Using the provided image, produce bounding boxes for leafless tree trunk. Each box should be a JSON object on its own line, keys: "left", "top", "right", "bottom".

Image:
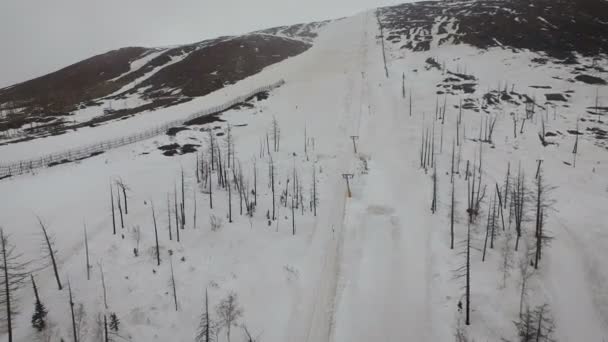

{"left": 115, "top": 179, "right": 130, "bottom": 215}
{"left": 170, "top": 256, "right": 178, "bottom": 311}
{"left": 110, "top": 184, "right": 116, "bottom": 235}
{"left": 98, "top": 262, "right": 108, "bottom": 309}
{"left": 68, "top": 280, "right": 78, "bottom": 342}
{"left": 151, "top": 201, "right": 160, "bottom": 266}
{"left": 0, "top": 229, "right": 29, "bottom": 342}
{"left": 174, "top": 185, "right": 180, "bottom": 242}
{"left": 117, "top": 185, "right": 124, "bottom": 229}
{"left": 84, "top": 225, "right": 90, "bottom": 281}
{"left": 167, "top": 193, "right": 173, "bottom": 241}
{"left": 37, "top": 218, "right": 62, "bottom": 290}
{"left": 216, "top": 292, "right": 243, "bottom": 342}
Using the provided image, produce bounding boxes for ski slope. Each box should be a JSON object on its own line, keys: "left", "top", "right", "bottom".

{"left": 0, "top": 5, "right": 607, "bottom": 342}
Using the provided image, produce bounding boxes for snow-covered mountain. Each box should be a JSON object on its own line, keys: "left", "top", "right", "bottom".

{"left": 0, "top": 22, "right": 325, "bottom": 143}
{"left": 0, "top": 0, "right": 607, "bottom": 341}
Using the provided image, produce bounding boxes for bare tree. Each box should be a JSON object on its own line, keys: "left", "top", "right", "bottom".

{"left": 572, "top": 117, "right": 579, "bottom": 167}
{"left": 116, "top": 184, "right": 124, "bottom": 229}
{"left": 37, "top": 218, "right": 62, "bottom": 290}
{"left": 196, "top": 289, "right": 216, "bottom": 342}
{"left": 518, "top": 252, "right": 534, "bottom": 317}
{"left": 84, "top": 225, "right": 91, "bottom": 280}
{"left": 270, "top": 157, "right": 276, "bottom": 220}
{"left": 512, "top": 167, "right": 527, "bottom": 251}
{"left": 500, "top": 228, "right": 514, "bottom": 289}
{"left": 169, "top": 255, "right": 178, "bottom": 311}
{"left": 30, "top": 275, "right": 48, "bottom": 331}
{"left": 98, "top": 262, "right": 108, "bottom": 309}
{"left": 228, "top": 177, "right": 233, "bottom": 223}
{"left": 450, "top": 169, "right": 455, "bottom": 249}
{"left": 110, "top": 183, "right": 116, "bottom": 235}
{"left": 515, "top": 304, "right": 556, "bottom": 342}
{"left": 68, "top": 280, "right": 78, "bottom": 342}
{"left": 532, "top": 170, "right": 554, "bottom": 269}
{"left": 151, "top": 201, "right": 160, "bottom": 266}
{"left": 431, "top": 163, "right": 437, "bottom": 213}
{"left": 271, "top": 117, "right": 280, "bottom": 152}
{"left": 0, "top": 229, "right": 30, "bottom": 342}
{"left": 167, "top": 193, "right": 173, "bottom": 241}
{"left": 216, "top": 292, "right": 243, "bottom": 342}
{"left": 74, "top": 303, "right": 88, "bottom": 342}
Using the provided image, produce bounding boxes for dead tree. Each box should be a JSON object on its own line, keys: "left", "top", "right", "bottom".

{"left": 103, "top": 314, "right": 110, "bottom": 342}
{"left": 272, "top": 116, "right": 280, "bottom": 152}
{"left": 169, "top": 256, "right": 178, "bottom": 311}
{"left": 115, "top": 179, "right": 130, "bottom": 214}
{"left": 68, "top": 280, "right": 78, "bottom": 342}
{"left": 110, "top": 184, "right": 116, "bottom": 235}
{"left": 253, "top": 158, "right": 257, "bottom": 207}
{"left": 98, "top": 262, "right": 108, "bottom": 309}
{"left": 167, "top": 194, "right": 173, "bottom": 241}
{"left": 515, "top": 304, "right": 556, "bottom": 342}
{"left": 292, "top": 179, "right": 296, "bottom": 236}
{"left": 450, "top": 170, "right": 455, "bottom": 249}
{"left": 533, "top": 170, "right": 554, "bottom": 269}
{"left": 181, "top": 168, "right": 186, "bottom": 228}
{"left": 518, "top": 254, "right": 534, "bottom": 317}
{"left": 512, "top": 167, "right": 526, "bottom": 251}
{"left": 402, "top": 72, "right": 406, "bottom": 98}
{"left": 500, "top": 228, "right": 514, "bottom": 288}
{"left": 454, "top": 220, "right": 472, "bottom": 326}
{"left": 208, "top": 130, "right": 216, "bottom": 171}
{"left": 0, "top": 229, "right": 29, "bottom": 342}
{"left": 31, "top": 275, "right": 47, "bottom": 331}
{"left": 197, "top": 153, "right": 201, "bottom": 183}
{"left": 482, "top": 200, "right": 491, "bottom": 262}
{"left": 174, "top": 185, "right": 180, "bottom": 242}
{"left": 37, "top": 218, "right": 62, "bottom": 290}
{"left": 196, "top": 289, "right": 216, "bottom": 342}
{"left": 216, "top": 292, "right": 243, "bottom": 342}
{"left": 465, "top": 222, "right": 471, "bottom": 325}
{"left": 271, "top": 157, "right": 276, "bottom": 220}
{"left": 572, "top": 118, "right": 579, "bottom": 167}
{"left": 209, "top": 163, "right": 213, "bottom": 209}
{"left": 151, "top": 201, "right": 160, "bottom": 266}
{"left": 228, "top": 177, "right": 233, "bottom": 223}
{"left": 409, "top": 89, "right": 413, "bottom": 117}
{"left": 431, "top": 163, "right": 438, "bottom": 213}
{"left": 84, "top": 225, "right": 90, "bottom": 280}
{"left": 116, "top": 185, "right": 124, "bottom": 229}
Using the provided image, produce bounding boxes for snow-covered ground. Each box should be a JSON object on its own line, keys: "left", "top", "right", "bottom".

{"left": 0, "top": 6, "right": 607, "bottom": 342}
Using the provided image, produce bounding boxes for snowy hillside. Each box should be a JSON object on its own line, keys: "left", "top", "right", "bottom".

{"left": 0, "top": 1, "right": 607, "bottom": 342}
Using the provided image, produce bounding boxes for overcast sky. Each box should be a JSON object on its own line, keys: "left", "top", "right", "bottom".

{"left": 0, "top": 0, "right": 405, "bottom": 88}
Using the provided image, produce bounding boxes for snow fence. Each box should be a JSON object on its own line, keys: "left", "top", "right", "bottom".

{"left": 0, "top": 79, "right": 285, "bottom": 179}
